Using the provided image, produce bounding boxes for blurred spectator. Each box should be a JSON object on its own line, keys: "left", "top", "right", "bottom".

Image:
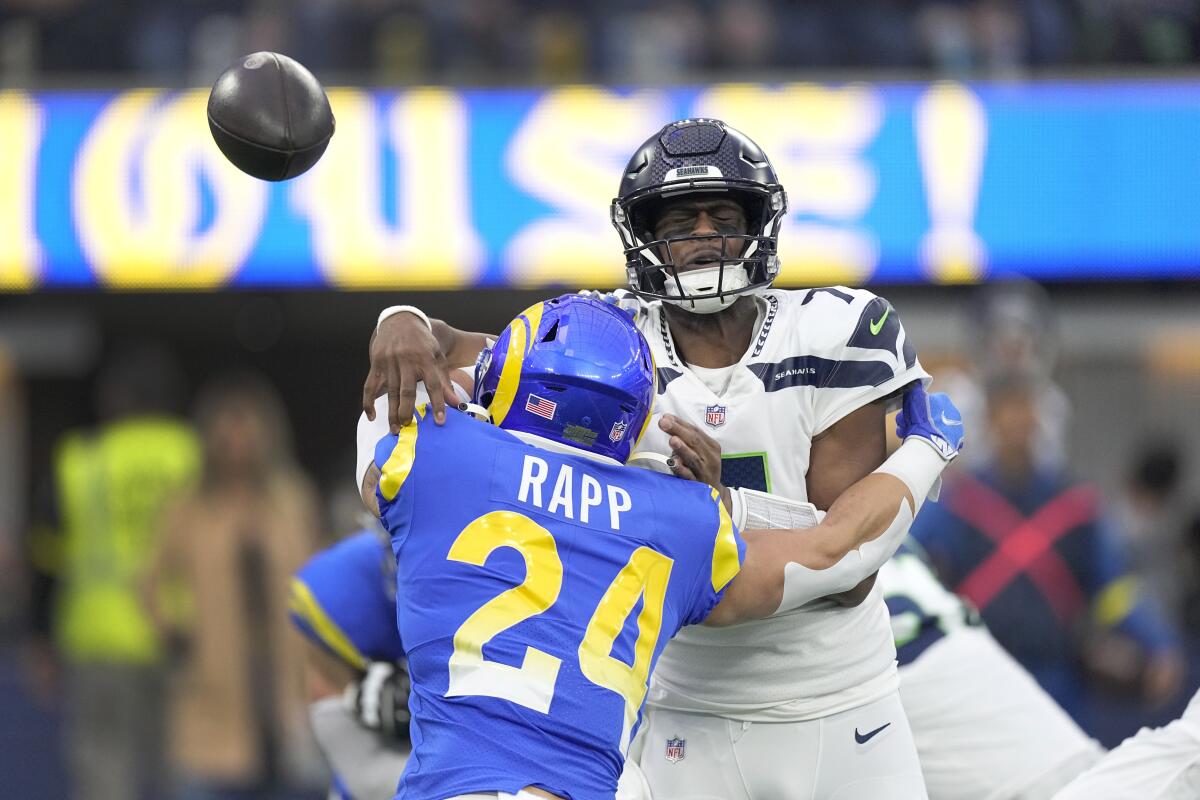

{"left": 911, "top": 371, "right": 1184, "bottom": 731}
{"left": 1180, "top": 513, "right": 1200, "bottom": 636}
{"left": 1, "top": 0, "right": 1195, "bottom": 82}
{"left": 603, "top": 2, "right": 706, "bottom": 84}
{"left": 937, "top": 279, "right": 1072, "bottom": 471}
{"left": 1114, "top": 442, "right": 1189, "bottom": 628}
{"left": 0, "top": 347, "right": 25, "bottom": 633}
{"left": 27, "top": 343, "right": 201, "bottom": 800}
{"left": 708, "top": 0, "right": 775, "bottom": 72}
{"left": 142, "top": 371, "right": 324, "bottom": 800}
{"left": 1077, "top": 0, "right": 1199, "bottom": 64}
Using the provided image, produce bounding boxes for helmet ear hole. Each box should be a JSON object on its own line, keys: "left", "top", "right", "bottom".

{"left": 541, "top": 320, "right": 560, "bottom": 343}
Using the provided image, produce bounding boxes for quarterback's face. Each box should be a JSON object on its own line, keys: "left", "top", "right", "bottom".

{"left": 652, "top": 196, "right": 747, "bottom": 273}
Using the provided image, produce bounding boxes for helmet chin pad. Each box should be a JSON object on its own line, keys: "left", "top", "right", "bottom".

{"left": 662, "top": 265, "right": 749, "bottom": 314}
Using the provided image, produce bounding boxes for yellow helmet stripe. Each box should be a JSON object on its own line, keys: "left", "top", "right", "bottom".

{"left": 489, "top": 302, "right": 545, "bottom": 426}
{"left": 289, "top": 577, "right": 368, "bottom": 671}
{"left": 634, "top": 345, "right": 657, "bottom": 450}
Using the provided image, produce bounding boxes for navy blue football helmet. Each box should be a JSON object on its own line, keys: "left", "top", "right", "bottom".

{"left": 611, "top": 118, "right": 788, "bottom": 313}
{"left": 472, "top": 295, "right": 655, "bottom": 463}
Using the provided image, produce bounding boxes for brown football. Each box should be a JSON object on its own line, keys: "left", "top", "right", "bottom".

{"left": 207, "top": 51, "right": 335, "bottom": 182}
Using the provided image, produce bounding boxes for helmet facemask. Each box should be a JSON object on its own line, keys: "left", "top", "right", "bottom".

{"left": 611, "top": 120, "right": 788, "bottom": 314}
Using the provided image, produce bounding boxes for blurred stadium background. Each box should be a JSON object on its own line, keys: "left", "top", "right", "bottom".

{"left": 2, "top": 0, "right": 1200, "bottom": 797}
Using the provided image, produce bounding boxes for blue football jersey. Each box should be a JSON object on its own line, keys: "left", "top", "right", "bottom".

{"left": 374, "top": 409, "right": 745, "bottom": 800}
{"left": 290, "top": 529, "right": 405, "bottom": 669}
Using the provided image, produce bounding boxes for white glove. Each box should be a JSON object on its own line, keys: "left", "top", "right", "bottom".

{"left": 343, "top": 660, "right": 411, "bottom": 742}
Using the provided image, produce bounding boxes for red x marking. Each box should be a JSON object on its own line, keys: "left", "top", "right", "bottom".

{"left": 946, "top": 474, "right": 1099, "bottom": 622}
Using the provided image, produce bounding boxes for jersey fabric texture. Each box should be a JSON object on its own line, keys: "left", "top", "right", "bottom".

{"left": 290, "top": 529, "right": 404, "bottom": 670}
{"left": 374, "top": 410, "right": 746, "bottom": 800}
{"left": 636, "top": 287, "right": 929, "bottom": 720}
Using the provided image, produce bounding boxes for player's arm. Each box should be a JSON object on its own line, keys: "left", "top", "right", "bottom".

{"left": 804, "top": 290, "right": 928, "bottom": 605}
{"left": 706, "top": 386, "right": 963, "bottom": 627}
{"left": 362, "top": 463, "right": 382, "bottom": 516}
{"left": 302, "top": 641, "right": 413, "bottom": 800}
{"left": 807, "top": 398, "right": 889, "bottom": 605}
{"left": 361, "top": 293, "right": 637, "bottom": 431}
{"left": 664, "top": 404, "right": 881, "bottom": 609}
{"left": 362, "top": 306, "right": 492, "bottom": 430}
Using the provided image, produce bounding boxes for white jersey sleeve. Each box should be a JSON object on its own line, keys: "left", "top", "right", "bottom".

{"left": 788, "top": 286, "right": 928, "bottom": 435}
{"left": 354, "top": 374, "right": 473, "bottom": 493}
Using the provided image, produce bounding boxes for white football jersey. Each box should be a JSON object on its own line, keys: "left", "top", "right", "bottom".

{"left": 636, "top": 286, "right": 929, "bottom": 720}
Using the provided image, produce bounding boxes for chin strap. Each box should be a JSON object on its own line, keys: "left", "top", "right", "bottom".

{"left": 661, "top": 265, "right": 748, "bottom": 314}
{"left": 627, "top": 451, "right": 673, "bottom": 474}
{"left": 458, "top": 401, "right": 490, "bottom": 421}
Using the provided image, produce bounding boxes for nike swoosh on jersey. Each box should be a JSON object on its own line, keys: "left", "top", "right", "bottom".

{"left": 869, "top": 307, "right": 891, "bottom": 335}
{"left": 854, "top": 722, "right": 891, "bottom": 744}
{"left": 940, "top": 412, "right": 963, "bottom": 426}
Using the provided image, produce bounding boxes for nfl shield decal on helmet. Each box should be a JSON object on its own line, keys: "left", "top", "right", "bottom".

{"left": 609, "top": 420, "right": 628, "bottom": 443}
{"left": 665, "top": 737, "right": 686, "bottom": 763}
{"left": 705, "top": 404, "right": 726, "bottom": 428}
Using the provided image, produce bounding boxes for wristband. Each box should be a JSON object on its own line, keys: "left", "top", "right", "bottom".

{"left": 731, "top": 487, "right": 822, "bottom": 532}
{"left": 377, "top": 305, "right": 432, "bottom": 333}
{"left": 873, "top": 437, "right": 947, "bottom": 514}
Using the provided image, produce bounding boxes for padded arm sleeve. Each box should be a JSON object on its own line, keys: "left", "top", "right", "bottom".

{"left": 309, "top": 696, "right": 409, "bottom": 800}
{"left": 775, "top": 498, "right": 914, "bottom": 613}
{"left": 773, "top": 437, "right": 945, "bottom": 614}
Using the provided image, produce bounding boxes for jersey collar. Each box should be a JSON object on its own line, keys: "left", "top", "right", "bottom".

{"left": 509, "top": 430, "right": 623, "bottom": 467}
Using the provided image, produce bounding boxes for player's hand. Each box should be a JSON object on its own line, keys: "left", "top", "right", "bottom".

{"left": 363, "top": 312, "right": 456, "bottom": 431}
{"left": 576, "top": 289, "right": 641, "bottom": 321}
{"left": 895, "top": 383, "right": 964, "bottom": 461}
{"left": 660, "top": 415, "right": 731, "bottom": 504}
{"left": 344, "top": 660, "right": 411, "bottom": 742}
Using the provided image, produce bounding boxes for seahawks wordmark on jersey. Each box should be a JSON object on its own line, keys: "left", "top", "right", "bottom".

{"left": 636, "top": 287, "right": 930, "bottom": 720}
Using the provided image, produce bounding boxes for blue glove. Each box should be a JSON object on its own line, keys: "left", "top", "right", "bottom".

{"left": 895, "top": 383, "right": 965, "bottom": 461}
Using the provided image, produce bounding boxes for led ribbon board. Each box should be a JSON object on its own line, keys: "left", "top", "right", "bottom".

{"left": 2, "top": 81, "right": 1198, "bottom": 290}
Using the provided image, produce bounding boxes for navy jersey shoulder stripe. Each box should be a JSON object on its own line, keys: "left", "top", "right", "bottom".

{"left": 846, "top": 296, "right": 901, "bottom": 356}
{"left": 800, "top": 287, "right": 855, "bottom": 305}
{"left": 657, "top": 367, "right": 684, "bottom": 394}
{"left": 747, "top": 355, "right": 895, "bottom": 392}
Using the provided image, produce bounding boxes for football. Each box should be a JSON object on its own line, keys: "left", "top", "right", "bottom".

{"left": 207, "top": 51, "right": 335, "bottom": 182}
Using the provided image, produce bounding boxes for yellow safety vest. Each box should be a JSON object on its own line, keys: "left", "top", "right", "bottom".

{"left": 54, "top": 416, "right": 200, "bottom": 663}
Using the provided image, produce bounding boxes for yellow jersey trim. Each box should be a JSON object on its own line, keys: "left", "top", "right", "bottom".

{"left": 710, "top": 488, "right": 741, "bottom": 592}
{"left": 379, "top": 404, "right": 425, "bottom": 502}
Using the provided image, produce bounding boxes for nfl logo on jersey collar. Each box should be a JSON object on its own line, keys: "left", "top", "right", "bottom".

{"left": 665, "top": 736, "right": 686, "bottom": 763}
{"left": 705, "top": 404, "right": 726, "bottom": 428}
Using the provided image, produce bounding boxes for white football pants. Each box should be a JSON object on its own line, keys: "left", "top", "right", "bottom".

{"left": 899, "top": 627, "right": 1103, "bottom": 800}
{"left": 1052, "top": 687, "right": 1200, "bottom": 800}
{"left": 637, "top": 690, "right": 927, "bottom": 799}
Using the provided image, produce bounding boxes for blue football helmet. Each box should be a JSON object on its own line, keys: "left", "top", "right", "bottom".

{"left": 472, "top": 295, "right": 655, "bottom": 463}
